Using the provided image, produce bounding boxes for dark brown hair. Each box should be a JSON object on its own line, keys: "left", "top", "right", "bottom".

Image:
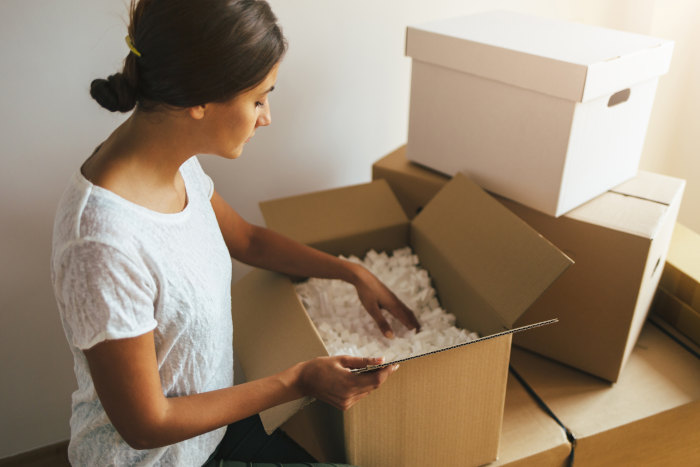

{"left": 90, "top": 0, "right": 287, "bottom": 112}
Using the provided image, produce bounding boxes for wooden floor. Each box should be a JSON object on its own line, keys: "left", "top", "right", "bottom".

{"left": 0, "top": 441, "right": 70, "bottom": 467}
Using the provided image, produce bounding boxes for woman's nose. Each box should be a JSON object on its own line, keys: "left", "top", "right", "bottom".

{"left": 257, "top": 103, "right": 271, "bottom": 127}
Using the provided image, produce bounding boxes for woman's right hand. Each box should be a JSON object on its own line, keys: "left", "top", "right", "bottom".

{"left": 294, "top": 356, "right": 398, "bottom": 411}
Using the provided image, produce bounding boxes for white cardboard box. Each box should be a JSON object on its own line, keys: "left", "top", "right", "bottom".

{"left": 405, "top": 10, "right": 674, "bottom": 217}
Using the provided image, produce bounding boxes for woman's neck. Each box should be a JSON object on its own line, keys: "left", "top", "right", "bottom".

{"left": 81, "top": 108, "right": 201, "bottom": 213}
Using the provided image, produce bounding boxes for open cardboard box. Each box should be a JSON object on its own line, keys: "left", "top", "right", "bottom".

{"left": 230, "top": 175, "right": 571, "bottom": 467}
{"left": 372, "top": 145, "right": 685, "bottom": 382}
{"left": 405, "top": 10, "right": 674, "bottom": 217}
{"left": 509, "top": 321, "right": 700, "bottom": 465}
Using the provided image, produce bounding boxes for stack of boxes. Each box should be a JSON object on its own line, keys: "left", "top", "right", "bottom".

{"left": 230, "top": 10, "right": 699, "bottom": 467}
{"left": 370, "top": 9, "right": 698, "bottom": 466}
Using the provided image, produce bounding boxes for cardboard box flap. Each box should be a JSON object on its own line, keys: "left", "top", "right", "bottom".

{"left": 260, "top": 179, "right": 409, "bottom": 258}
{"left": 231, "top": 269, "right": 327, "bottom": 433}
{"left": 351, "top": 319, "right": 557, "bottom": 373}
{"left": 406, "top": 10, "right": 673, "bottom": 102}
{"left": 411, "top": 173, "right": 572, "bottom": 330}
{"left": 565, "top": 171, "right": 685, "bottom": 239}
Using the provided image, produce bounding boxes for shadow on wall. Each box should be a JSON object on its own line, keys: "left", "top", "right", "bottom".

{"left": 0, "top": 205, "right": 74, "bottom": 456}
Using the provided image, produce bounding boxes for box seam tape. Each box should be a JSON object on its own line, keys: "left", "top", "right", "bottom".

{"left": 608, "top": 190, "right": 671, "bottom": 207}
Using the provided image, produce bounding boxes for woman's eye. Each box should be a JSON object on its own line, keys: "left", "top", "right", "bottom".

{"left": 255, "top": 101, "right": 264, "bottom": 108}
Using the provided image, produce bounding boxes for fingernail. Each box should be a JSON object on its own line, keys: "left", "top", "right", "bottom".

{"left": 392, "top": 364, "right": 400, "bottom": 372}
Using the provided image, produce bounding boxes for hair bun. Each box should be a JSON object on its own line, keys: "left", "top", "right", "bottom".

{"left": 90, "top": 73, "right": 137, "bottom": 112}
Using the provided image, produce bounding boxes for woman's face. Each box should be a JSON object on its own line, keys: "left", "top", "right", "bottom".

{"left": 200, "top": 63, "right": 279, "bottom": 159}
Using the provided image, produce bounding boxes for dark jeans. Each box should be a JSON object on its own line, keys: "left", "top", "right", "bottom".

{"left": 202, "top": 414, "right": 353, "bottom": 467}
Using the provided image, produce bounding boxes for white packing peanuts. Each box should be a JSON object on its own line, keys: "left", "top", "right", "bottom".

{"left": 405, "top": 10, "right": 674, "bottom": 217}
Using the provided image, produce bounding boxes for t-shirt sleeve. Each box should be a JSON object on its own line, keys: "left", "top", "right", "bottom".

{"left": 55, "top": 240, "right": 158, "bottom": 350}
{"left": 183, "top": 156, "right": 215, "bottom": 200}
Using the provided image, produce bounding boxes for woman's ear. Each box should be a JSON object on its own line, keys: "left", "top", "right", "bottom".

{"left": 188, "top": 105, "right": 206, "bottom": 120}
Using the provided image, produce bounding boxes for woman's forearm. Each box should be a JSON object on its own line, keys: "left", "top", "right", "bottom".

{"left": 120, "top": 363, "right": 304, "bottom": 450}
{"left": 238, "top": 224, "right": 362, "bottom": 284}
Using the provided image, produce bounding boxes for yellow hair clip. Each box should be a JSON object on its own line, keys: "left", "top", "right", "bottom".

{"left": 125, "top": 35, "right": 142, "bottom": 57}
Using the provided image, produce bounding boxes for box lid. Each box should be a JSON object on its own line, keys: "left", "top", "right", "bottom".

{"left": 411, "top": 173, "right": 572, "bottom": 329}
{"left": 406, "top": 10, "right": 674, "bottom": 102}
{"left": 564, "top": 171, "right": 685, "bottom": 239}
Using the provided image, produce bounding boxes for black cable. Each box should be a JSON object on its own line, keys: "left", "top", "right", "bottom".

{"left": 509, "top": 365, "right": 576, "bottom": 467}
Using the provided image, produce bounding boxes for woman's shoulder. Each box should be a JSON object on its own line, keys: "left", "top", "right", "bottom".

{"left": 53, "top": 169, "right": 158, "bottom": 257}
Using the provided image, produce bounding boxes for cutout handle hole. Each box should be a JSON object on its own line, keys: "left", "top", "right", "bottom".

{"left": 608, "top": 88, "right": 631, "bottom": 107}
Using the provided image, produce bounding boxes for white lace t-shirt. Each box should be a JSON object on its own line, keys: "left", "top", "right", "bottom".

{"left": 51, "top": 156, "right": 233, "bottom": 466}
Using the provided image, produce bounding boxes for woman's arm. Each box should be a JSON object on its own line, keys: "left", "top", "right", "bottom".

{"left": 210, "top": 191, "right": 420, "bottom": 337}
{"left": 84, "top": 331, "right": 395, "bottom": 450}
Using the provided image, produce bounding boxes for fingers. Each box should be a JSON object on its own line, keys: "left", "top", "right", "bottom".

{"left": 366, "top": 301, "right": 394, "bottom": 339}
{"left": 383, "top": 293, "right": 421, "bottom": 332}
{"left": 355, "top": 268, "right": 422, "bottom": 336}
{"left": 303, "top": 356, "right": 399, "bottom": 411}
{"left": 338, "top": 355, "right": 385, "bottom": 370}
{"left": 334, "top": 363, "right": 399, "bottom": 410}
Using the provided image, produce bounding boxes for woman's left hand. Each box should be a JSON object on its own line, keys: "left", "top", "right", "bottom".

{"left": 351, "top": 263, "right": 421, "bottom": 338}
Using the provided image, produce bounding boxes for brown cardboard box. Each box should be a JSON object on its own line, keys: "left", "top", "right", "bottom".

{"left": 372, "top": 145, "right": 685, "bottom": 382}
{"left": 659, "top": 223, "right": 700, "bottom": 312}
{"left": 489, "top": 374, "right": 571, "bottom": 467}
{"left": 651, "top": 287, "right": 700, "bottom": 347}
{"left": 230, "top": 176, "right": 571, "bottom": 467}
{"left": 507, "top": 172, "right": 684, "bottom": 382}
{"left": 406, "top": 11, "right": 673, "bottom": 217}
{"left": 371, "top": 145, "right": 448, "bottom": 219}
{"left": 509, "top": 322, "right": 700, "bottom": 466}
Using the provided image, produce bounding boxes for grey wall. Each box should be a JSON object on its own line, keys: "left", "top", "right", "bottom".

{"left": 1, "top": 0, "right": 696, "bottom": 457}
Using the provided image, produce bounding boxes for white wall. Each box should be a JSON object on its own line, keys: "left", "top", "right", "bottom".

{"left": 0, "top": 0, "right": 696, "bottom": 457}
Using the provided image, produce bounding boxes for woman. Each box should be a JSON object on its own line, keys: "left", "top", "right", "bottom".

{"left": 50, "top": 0, "right": 420, "bottom": 465}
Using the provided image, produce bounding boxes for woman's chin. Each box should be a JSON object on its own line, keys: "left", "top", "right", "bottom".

{"left": 221, "top": 146, "right": 244, "bottom": 160}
